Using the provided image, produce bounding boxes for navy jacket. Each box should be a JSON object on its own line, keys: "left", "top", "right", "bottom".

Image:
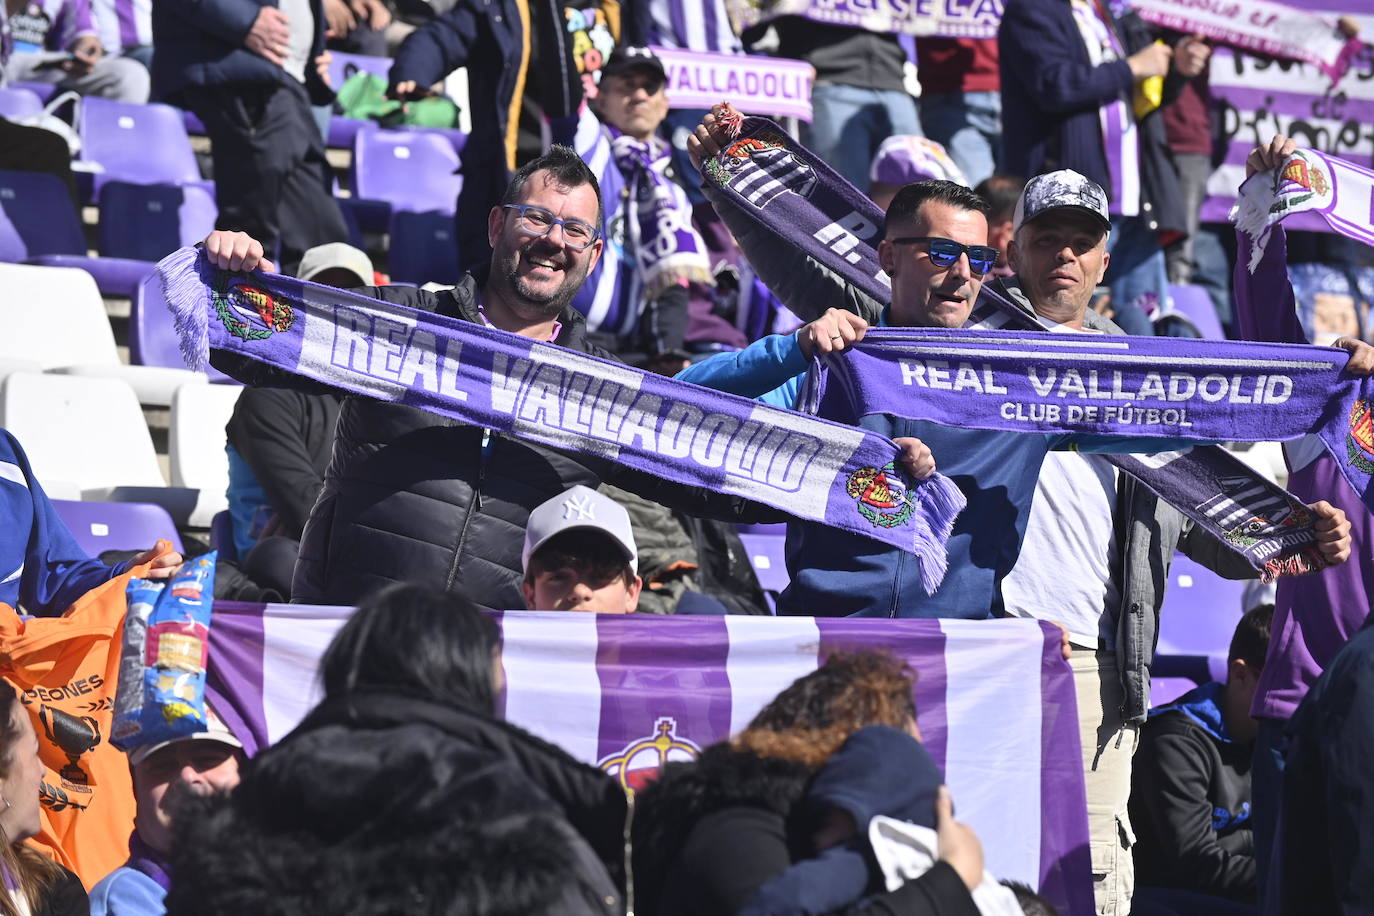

{"left": 151, "top": 0, "right": 333, "bottom": 104}
{"left": 998, "top": 0, "right": 1185, "bottom": 237}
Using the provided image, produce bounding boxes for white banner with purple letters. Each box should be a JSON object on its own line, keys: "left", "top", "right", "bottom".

{"left": 652, "top": 46, "right": 815, "bottom": 121}
{"left": 204, "top": 603, "right": 1094, "bottom": 915}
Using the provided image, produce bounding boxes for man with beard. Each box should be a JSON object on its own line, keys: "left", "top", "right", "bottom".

{"left": 202, "top": 146, "right": 863, "bottom": 610}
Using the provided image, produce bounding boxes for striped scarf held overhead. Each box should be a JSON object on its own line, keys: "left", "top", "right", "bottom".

{"left": 701, "top": 115, "right": 1350, "bottom": 581}
{"left": 609, "top": 130, "right": 714, "bottom": 300}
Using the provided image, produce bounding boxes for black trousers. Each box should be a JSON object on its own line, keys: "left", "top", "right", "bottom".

{"left": 181, "top": 80, "right": 347, "bottom": 273}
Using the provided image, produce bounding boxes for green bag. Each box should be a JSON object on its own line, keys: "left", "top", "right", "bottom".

{"left": 334, "top": 71, "right": 460, "bottom": 130}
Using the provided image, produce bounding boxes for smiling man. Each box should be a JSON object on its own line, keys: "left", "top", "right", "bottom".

{"left": 203, "top": 145, "right": 792, "bottom": 611}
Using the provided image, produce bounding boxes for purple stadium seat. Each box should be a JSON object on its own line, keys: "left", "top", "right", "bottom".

{"left": 77, "top": 96, "right": 205, "bottom": 198}
{"left": 1157, "top": 551, "right": 1247, "bottom": 657}
{"left": 131, "top": 271, "right": 236, "bottom": 383}
{"left": 1149, "top": 677, "right": 1199, "bottom": 708}
{"left": 97, "top": 181, "right": 218, "bottom": 262}
{"left": 1168, "top": 284, "right": 1226, "bottom": 340}
{"left": 738, "top": 532, "right": 789, "bottom": 595}
{"left": 52, "top": 499, "right": 185, "bottom": 556}
{"left": 0, "top": 170, "right": 154, "bottom": 296}
{"left": 350, "top": 128, "right": 463, "bottom": 230}
{"left": 0, "top": 87, "right": 42, "bottom": 119}
{"left": 8, "top": 81, "right": 57, "bottom": 104}
{"left": 387, "top": 210, "right": 461, "bottom": 285}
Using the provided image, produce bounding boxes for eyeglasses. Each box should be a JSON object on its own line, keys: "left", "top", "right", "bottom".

{"left": 889, "top": 236, "right": 998, "bottom": 276}
{"left": 502, "top": 204, "right": 600, "bottom": 251}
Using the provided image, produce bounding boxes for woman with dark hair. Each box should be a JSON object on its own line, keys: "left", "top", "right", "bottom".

{"left": 632, "top": 650, "right": 984, "bottom": 916}
{"left": 165, "top": 584, "right": 627, "bottom": 916}
{"left": 0, "top": 683, "right": 86, "bottom": 916}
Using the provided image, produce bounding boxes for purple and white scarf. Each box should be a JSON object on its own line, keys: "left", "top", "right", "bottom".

{"left": 808, "top": 328, "right": 1374, "bottom": 574}
{"left": 609, "top": 130, "right": 714, "bottom": 300}
{"left": 156, "top": 247, "right": 965, "bottom": 592}
{"left": 1132, "top": 0, "right": 1365, "bottom": 84}
{"left": 701, "top": 115, "right": 1337, "bottom": 580}
{"left": 1235, "top": 147, "right": 1374, "bottom": 274}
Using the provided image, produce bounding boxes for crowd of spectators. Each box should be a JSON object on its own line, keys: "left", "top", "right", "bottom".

{"left": 0, "top": 0, "right": 1371, "bottom": 914}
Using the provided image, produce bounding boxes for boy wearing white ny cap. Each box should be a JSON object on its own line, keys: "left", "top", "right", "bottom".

{"left": 521, "top": 485, "right": 642, "bottom": 614}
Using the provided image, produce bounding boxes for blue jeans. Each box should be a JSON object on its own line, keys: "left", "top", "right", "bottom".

{"left": 803, "top": 84, "right": 922, "bottom": 191}
{"left": 918, "top": 90, "right": 1000, "bottom": 187}
{"left": 1106, "top": 214, "right": 1167, "bottom": 336}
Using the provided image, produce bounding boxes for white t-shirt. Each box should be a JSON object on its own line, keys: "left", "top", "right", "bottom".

{"left": 1002, "top": 450, "right": 1121, "bottom": 646}
{"left": 1001, "top": 320, "right": 1122, "bottom": 646}
{"left": 280, "top": 0, "right": 314, "bottom": 84}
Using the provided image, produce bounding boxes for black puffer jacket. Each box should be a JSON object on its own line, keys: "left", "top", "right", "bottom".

{"left": 633, "top": 743, "right": 978, "bottom": 916}
{"left": 211, "top": 275, "right": 781, "bottom": 610}
{"left": 166, "top": 690, "right": 628, "bottom": 916}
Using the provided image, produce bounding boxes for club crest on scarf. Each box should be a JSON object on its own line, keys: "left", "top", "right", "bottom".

{"left": 705, "top": 130, "right": 817, "bottom": 209}
{"left": 212, "top": 272, "right": 296, "bottom": 341}
{"left": 846, "top": 462, "right": 917, "bottom": 529}
{"left": 1348, "top": 399, "right": 1374, "bottom": 474}
{"left": 597, "top": 717, "right": 701, "bottom": 797}
{"left": 1268, "top": 151, "right": 1333, "bottom": 220}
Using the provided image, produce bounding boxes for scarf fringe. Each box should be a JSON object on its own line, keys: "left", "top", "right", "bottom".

{"left": 1230, "top": 178, "right": 1274, "bottom": 275}
{"left": 1260, "top": 545, "right": 1328, "bottom": 584}
{"left": 156, "top": 246, "right": 211, "bottom": 372}
{"left": 909, "top": 474, "right": 967, "bottom": 594}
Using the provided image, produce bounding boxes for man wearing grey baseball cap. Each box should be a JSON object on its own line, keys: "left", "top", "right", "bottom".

{"left": 998, "top": 167, "right": 1262, "bottom": 916}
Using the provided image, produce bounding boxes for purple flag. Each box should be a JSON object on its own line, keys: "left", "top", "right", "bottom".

{"left": 206, "top": 603, "right": 1093, "bottom": 915}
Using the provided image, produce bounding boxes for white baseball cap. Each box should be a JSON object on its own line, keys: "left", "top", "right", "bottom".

{"left": 127, "top": 707, "right": 243, "bottom": 767}
{"left": 522, "top": 485, "right": 638, "bottom": 574}
{"left": 297, "top": 242, "right": 375, "bottom": 286}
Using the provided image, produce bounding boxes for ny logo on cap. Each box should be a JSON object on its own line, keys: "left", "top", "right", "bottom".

{"left": 562, "top": 494, "right": 596, "bottom": 520}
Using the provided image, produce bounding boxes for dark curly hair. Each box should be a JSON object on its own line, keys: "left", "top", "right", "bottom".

{"left": 732, "top": 649, "right": 918, "bottom": 768}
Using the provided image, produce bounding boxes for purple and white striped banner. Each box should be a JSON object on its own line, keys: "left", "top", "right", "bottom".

{"left": 1202, "top": 7, "right": 1374, "bottom": 229}
{"left": 204, "top": 603, "right": 1092, "bottom": 915}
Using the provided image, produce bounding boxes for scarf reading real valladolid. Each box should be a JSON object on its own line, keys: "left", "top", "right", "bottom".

{"left": 701, "top": 118, "right": 1374, "bottom": 581}
{"left": 156, "top": 247, "right": 964, "bottom": 594}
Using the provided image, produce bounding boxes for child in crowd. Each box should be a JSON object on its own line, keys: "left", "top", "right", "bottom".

{"left": 521, "top": 485, "right": 642, "bottom": 614}
{"left": 1130, "top": 605, "right": 1273, "bottom": 913}
{"left": 740, "top": 725, "right": 1023, "bottom": 916}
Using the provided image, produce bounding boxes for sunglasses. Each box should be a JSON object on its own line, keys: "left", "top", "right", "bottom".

{"left": 889, "top": 236, "right": 999, "bottom": 276}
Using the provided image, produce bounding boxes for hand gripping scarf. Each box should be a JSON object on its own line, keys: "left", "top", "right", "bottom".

{"left": 701, "top": 114, "right": 1344, "bottom": 580}
{"left": 156, "top": 247, "right": 965, "bottom": 593}
{"left": 806, "top": 328, "right": 1374, "bottom": 576}
{"left": 1234, "top": 147, "right": 1374, "bottom": 274}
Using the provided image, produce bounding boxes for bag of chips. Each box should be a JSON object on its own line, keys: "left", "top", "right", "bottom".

{"left": 111, "top": 553, "right": 216, "bottom": 751}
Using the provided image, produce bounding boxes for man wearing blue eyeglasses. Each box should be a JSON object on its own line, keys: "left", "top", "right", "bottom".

{"left": 199, "top": 144, "right": 808, "bottom": 612}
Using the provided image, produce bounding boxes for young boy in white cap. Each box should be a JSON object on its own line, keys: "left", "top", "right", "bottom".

{"left": 89, "top": 709, "right": 244, "bottom": 915}
{"left": 521, "top": 485, "right": 642, "bottom": 614}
